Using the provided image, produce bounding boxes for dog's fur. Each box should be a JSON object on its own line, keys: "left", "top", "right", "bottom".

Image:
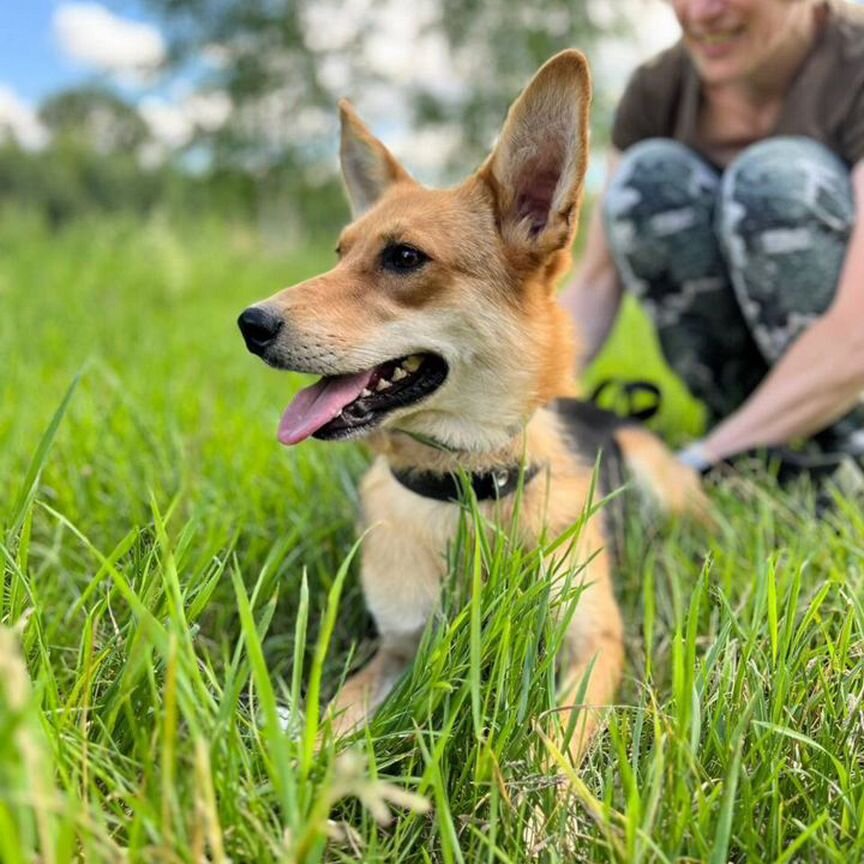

{"left": 242, "top": 50, "right": 706, "bottom": 762}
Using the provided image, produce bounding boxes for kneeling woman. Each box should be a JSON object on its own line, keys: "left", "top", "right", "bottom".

{"left": 563, "top": 0, "right": 864, "bottom": 480}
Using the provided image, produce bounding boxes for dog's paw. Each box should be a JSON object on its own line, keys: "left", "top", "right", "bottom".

{"left": 515, "top": 778, "right": 581, "bottom": 859}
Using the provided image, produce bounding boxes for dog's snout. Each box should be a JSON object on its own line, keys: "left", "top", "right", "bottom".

{"left": 238, "top": 306, "right": 283, "bottom": 356}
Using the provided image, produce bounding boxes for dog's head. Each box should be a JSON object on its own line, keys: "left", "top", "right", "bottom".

{"left": 238, "top": 50, "right": 590, "bottom": 452}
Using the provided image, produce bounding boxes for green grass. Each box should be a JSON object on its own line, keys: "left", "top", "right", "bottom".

{"left": 1, "top": 214, "right": 863, "bottom": 863}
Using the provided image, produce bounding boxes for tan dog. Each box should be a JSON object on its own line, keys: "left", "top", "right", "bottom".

{"left": 238, "top": 50, "right": 705, "bottom": 762}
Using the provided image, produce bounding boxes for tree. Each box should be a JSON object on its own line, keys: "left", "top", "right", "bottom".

{"left": 419, "top": 0, "right": 627, "bottom": 168}
{"left": 40, "top": 86, "right": 150, "bottom": 155}
{"left": 133, "top": 0, "right": 628, "bottom": 179}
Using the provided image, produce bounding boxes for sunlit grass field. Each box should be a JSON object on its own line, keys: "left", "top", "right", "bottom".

{"left": 1, "top": 215, "right": 863, "bottom": 862}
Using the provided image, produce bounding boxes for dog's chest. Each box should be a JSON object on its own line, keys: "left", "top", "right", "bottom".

{"left": 358, "top": 458, "right": 460, "bottom": 636}
{"left": 357, "top": 404, "right": 631, "bottom": 636}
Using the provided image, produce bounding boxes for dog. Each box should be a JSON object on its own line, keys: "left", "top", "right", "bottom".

{"left": 237, "top": 49, "right": 707, "bottom": 763}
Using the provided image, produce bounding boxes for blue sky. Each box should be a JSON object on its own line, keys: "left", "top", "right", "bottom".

{"left": 1, "top": 3, "right": 64, "bottom": 103}
{"left": 1, "top": 1, "right": 154, "bottom": 103}
{"left": 0, "top": 2, "right": 228, "bottom": 154}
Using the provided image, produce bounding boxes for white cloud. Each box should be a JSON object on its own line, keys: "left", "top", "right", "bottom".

{"left": 185, "top": 91, "right": 232, "bottom": 132}
{"left": 303, "top": 0, "right": 371, "bottom": 53}
{"left": 361, "top": 0, "right": 464, "bottom": 101}
{"left": 139, "top": 98, "right": 191, "bottom": 149}
{"left": 53, "top": 2, "right": 166, "bottom": 79}
{"left": 0, "top": 86, "right": 49, "bottom": 150}
{"left": 139, "top": 90, "right": 232, "bottom": 154}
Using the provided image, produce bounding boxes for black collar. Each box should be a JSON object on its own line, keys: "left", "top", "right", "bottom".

{"left": 390, "top": 463, "right": 541, "bottom": 503}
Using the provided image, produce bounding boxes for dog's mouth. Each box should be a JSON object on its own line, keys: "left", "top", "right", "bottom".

{"left": 277, "top": 353, "right": 448, "bottom": 445}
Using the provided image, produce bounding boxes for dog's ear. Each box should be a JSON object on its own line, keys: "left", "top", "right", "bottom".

{"left": 339, "top": 99, "right": 412, "bottom": 217}
{"left": 479, "top": 50, "right": 591, "bottom": 253}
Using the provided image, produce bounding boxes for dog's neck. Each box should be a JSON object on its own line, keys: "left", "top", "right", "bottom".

{"left": 369, "top": 303, "right": 580, "bottom": 477}
{"left": 370, "top": 407, "right": 563, "bottom": 476}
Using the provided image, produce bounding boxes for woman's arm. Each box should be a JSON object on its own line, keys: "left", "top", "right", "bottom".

{"left": 697, "top": 160, "right": 864, "bottom": 463}
{"left": 559, "top": 151, "right": 624, "bottom": 368}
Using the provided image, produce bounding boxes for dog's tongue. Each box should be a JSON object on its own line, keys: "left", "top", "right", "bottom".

{"left": 278, "top": 370, "right": 374, "bottom": 445}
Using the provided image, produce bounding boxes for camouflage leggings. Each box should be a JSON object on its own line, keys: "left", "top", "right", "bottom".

{"left": 605, "top": 136, "right": 863, "bottom": 458}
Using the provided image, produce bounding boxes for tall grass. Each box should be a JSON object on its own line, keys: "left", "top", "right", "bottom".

{"left": 1, "top": 215, "right": 862, "bottom": 862}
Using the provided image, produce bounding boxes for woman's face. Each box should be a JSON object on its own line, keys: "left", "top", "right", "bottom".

{"left": 671, "top": 0, "right": 813, "bottom": 85}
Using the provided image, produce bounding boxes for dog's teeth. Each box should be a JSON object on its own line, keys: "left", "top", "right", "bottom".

{"left": 361, "top": 388, "right": 372, "bottom": 397}
{"left": 392, "top": 367, "right": 408, "bottom": 382}
{"left": 403, "top": 355, "right": 422, "bottom": 372}
{"left": 375, "top": 378, "right": 392, "bottom": 391}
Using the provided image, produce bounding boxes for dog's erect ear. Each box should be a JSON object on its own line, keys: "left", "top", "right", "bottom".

{"left": 339, "top": 99, "right": 412, "bottom": 217}
{"left": 479, "top": 50, "right": 591, "bottom": 252}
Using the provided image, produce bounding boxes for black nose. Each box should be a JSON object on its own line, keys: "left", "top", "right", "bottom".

{"left": 238, "top": 307, "right": 283, "bottom": 356}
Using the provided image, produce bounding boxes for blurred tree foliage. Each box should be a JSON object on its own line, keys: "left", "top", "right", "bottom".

{"left": 418, "top": 1, "right": 626, "bottom": 168}
{"left": 0, "top": 139, "right": 162, "bottom": 226}
{"left": 0, "top": 82, "right": 349, "bottom": 237}
{"left": 1, "top": 2, "right": 629, "bottom": 237}
{"left": 40, "top": 87, "right": 150, "bottom": 154}
{"left": 140, "top": 0, "right": 628, "bottom": 175}
{"left": 0, "top": 85, "right": 251, "bottom": 228}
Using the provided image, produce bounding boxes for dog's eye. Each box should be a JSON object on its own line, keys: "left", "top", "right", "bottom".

{"left": 381, "top": 244, "right": 429, "bottom": 273}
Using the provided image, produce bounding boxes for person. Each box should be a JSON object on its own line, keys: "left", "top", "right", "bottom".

{"left": 561, "top": 0, "right": 864, "bottom": 481}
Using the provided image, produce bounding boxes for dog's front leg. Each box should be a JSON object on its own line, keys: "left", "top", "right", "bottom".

{"left": 326, "top": 631, "right": 422, "bottom": 738}
{"left": 325, "top": 464, "right": 448, "bottom": 739}
{"left": 556, "top": 622, "right": 624, "bottom": 765}
{"left": 551, "top": 553, "right": 624, "bottom": 766}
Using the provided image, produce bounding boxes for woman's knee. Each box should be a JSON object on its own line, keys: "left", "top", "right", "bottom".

{"left": 603, "top": 138, "right": 721, "bottom": 275}
{"left": 604, "top": 138, "right": 719, "bottom": 226}
{"left": 718, "top": 137, "right": 854, "bottom": 253}
{"left": 718, "top": 137, "right": 855, "bottom": 361}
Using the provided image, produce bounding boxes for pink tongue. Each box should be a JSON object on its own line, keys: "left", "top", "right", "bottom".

{"left": 278, "top": 370, "right": 374, "bottom": 445}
